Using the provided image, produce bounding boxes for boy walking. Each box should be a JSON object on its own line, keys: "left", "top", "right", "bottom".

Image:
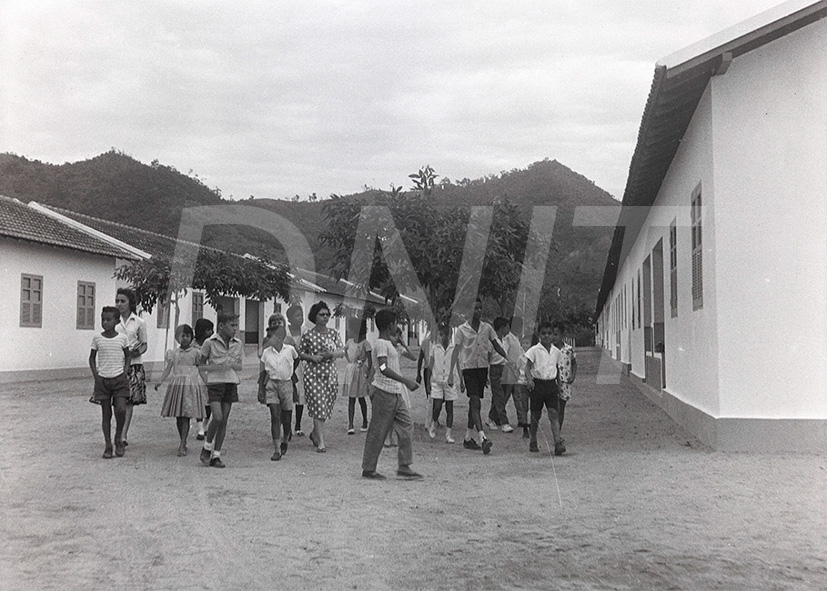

{"left": 485, "top": 316, "right": 514, "bottom": 432}
{"left": 362, "top": 309, "right": 423, "bottom": 481}
{"left": 259, "top": 325, "right": 298, "bottom": 461}
{"left": 525, "top": 321, "right": 566, "bottom": 456}
{"left": 89, "top": 307, "right": 130, "bottom": 458}
{"left": 428, "top": 322, "right": 457, "bottom": 443}
{"left": 199, "top": 313, "right": 243, "bottom": 468}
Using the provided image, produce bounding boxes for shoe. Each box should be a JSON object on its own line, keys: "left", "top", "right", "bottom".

{"left": 196, "top": 433, "right": 205, "bottom": 441}
{"left": 501, "top": 424, "right": 514, "bottom": 433}
{"left": 115, "top": 440, "right": 125, "bottom": 457}
{"left": 396, "top": 469, "right": 424, "bottom": 480}
{"left": 362, "top": 470, "right": 386, "bottom": 480}
{"left": 529, "top": 441, "right": 539, "bottom": 452}
{"left": 295, "top": 429, "right": 305, "bottom": 437}
{"left": 102, "top": 446, "right": 113, "bottom": 459}
{"left": 271, "top": 451, "right": 281, "bottom": 461}
{"left": 445, "top": 436, "right": 455, "bottom": 444}
{"left": 177, "top": 446, "right": 187, "bottom": 457}
{"left": 428, "top": 425, "right": 436, "bottom": 440}
{"left": 360, "top": 425, "right": 369, "bottom": 432}
{"left": 555, "top": 441, "right": 566, "bottom": 456}
{"left": 280, "top": 442, "right": 288, "bottom": 456}
{"left": 316, "top": 447, "right": 326, "bottom": 453}
{"left": 347, "top": 428, "right": 355, "bottom": 435}
{"left": 481, "top": 438, "right": 493, "bottom": 455}
{"left": 122, "top": 440, "right": 128, "bottom": 447}
{"left": 522, "top": 428, "right": 530, "bottom": 439}
{"left": 463, "top": 438, "right": 481, "bottom": 450}
{"left": 200, "top": 447, "right": 211, "bottom": 465}
{"left": 210, "top": 457, "right": 226, "bottom": 468}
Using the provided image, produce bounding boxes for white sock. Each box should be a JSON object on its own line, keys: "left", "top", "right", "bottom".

{"left": 196, "top": 420, "right": 204, "bottom": 433}
{"left": 211, "top": 450, "right": 221, "bottom": 459}
{"left": 203, "top": 440, "right": 213, "bottom": 451}
{"left": 478, "top": 430, "right": 486, "bottom": 444}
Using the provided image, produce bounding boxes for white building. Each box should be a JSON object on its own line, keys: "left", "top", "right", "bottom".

{"left": 0, "top": 195, "right": 140, "bottom": 381}
{"left": 595, "top": 0, "right": 827, "bottom": 451}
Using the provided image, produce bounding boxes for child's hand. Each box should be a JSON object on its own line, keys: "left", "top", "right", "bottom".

{"left": 527, "top": 377, "right": 535, "bottom": 391}
{"left": 404, "top": 378, "right": 419, "bottom": 391}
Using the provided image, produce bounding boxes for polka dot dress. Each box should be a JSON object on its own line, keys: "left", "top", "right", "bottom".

{"left": 300, "top": 328, "right": 342, "bottom": 420}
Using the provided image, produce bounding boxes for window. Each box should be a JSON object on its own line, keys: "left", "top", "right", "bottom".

{"left": 157, "top": 297, "right": 170, "bottom": 329}
{"left": 77, "top": 281, "right": 96, "bottom": 329}
{"left": 691, "top": 188, "right": 703, "bottom": 310}
{"left": 192, "top": 292, "right": 204, "bottom": 322}
{"left": 670, "top": 220, "right": 678, "bottom": 318}
{"left": 20, "top": 274, "right": 43, "bottom": 328}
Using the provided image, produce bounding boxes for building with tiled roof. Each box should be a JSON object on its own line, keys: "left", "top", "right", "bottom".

{"left": 594, "top": 0, "right": 826, "bottom": 451}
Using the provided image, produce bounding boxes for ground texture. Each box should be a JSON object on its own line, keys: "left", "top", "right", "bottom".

{"left": 1, "top": 349, "right": 824, "bottom": 591}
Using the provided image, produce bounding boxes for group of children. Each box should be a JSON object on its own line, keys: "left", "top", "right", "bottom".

{"left": 89, "top": 299, "right": 576, "bottom": 475}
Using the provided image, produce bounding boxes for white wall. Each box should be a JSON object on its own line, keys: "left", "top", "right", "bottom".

{"left": 711, "top": 19, "right": 827, "bottom": 419}
{"left": 0, "top": 239, "right": 120, "bottom": 372}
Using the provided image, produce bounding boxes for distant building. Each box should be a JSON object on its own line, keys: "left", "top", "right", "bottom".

{"left": 595, "top": 1, "right": 827, "bottom": 451}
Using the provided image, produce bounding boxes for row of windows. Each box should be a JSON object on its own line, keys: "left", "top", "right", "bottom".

{"left": 604, "top": 187, "right": 704, "bottom": 333}
{"left": 18, "top": 274, "right": 211, "bottom": 330}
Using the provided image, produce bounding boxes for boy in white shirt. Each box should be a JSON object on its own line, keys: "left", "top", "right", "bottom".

{"left": 428, "top": 322, "right": 457, "bottom": 443}
{"left": 260, "top": 325, "right": 298, "bottom": 461}
{"left": 524, "top": 321, "right": 566, "bottom": 456}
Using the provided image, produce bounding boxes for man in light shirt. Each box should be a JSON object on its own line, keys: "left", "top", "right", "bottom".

{"left": 524, "top": 321, "right": 566, "bottom": 456}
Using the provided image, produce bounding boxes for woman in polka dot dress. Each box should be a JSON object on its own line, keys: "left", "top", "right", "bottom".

{"left": 300, "top": 301, "right": 345, "bottom": 452}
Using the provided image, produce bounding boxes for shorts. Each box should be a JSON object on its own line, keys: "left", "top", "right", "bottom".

{"left": 430, "top": 381, "right": 458, "bottom": 401}
{"left": 93, "top": 374, "right": 130, "bottom": 402}
{"left": 529, "top": 379, "right": 560, "bottom": 415}
{"left": 265, "top": 379, "right": 294, "bottom": 410}
{"left": 207, "top": 382, "right": 239, "bottom": 404}
{"left": 462, "top": 367, "right": 488, "bottom": 399}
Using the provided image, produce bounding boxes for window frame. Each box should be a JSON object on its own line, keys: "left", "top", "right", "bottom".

{"left": 691, "top": 186, "right": 703, "bottom": 310}
{"left": 77, "top": 281, "right": 96, "bottom": 330}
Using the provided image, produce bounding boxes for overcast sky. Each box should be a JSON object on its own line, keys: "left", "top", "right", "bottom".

{"left": 0, "top": 1, "right": 788, "bottom": 201}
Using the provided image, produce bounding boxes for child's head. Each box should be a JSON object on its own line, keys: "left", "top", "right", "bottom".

{"left": 551, "top": 321, "right": 566, "bottom": 347}
{"left": 216, "top": 312, "right": 239, "bottom": 339}
{"left": 194, "top": 318, "right": 214, "bottom": 343}
{"left": 101, "top": 306, "right": 120, "bottom": 330}
{"left": 286, "top": 303, "right": 304, "bottom": 327}
{"left": 375, "top": 309, "right": 397, "bottom": 333}
{"left": 175, "top": 324, "right": 194, "bottom": 348}
{"left": 537, "top": 321, "right": 554, "bottom": 346}
{"left": 268, "top": 313, "right": 286, "bottom": 331}
{"left": 493, "top": 316, "right": 510, "bottom": 337}
{"left": 437, "top": 321, "right": 451, "bottom": 343}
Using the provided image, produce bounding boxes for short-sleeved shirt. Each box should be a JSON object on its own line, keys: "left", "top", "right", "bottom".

{"left": 429, "top": 342, "right": 456, "bottom": 384}
{"left": 200, "top": 333, "right": 244, "bottom": 384}
{"left": 261, "top": 344, "right": 298, "bottom": 381}
{"left": 91, "top": 333, "right": 129, "bottom": 378}
{"left": 490, "top": 335, "right": 506, "bottom": 365}
{"left": 524, "top": 343, "right": 562, "bottom": 380}
{"left": 117, "top": 314, "right": 147, "bottom": 366}
{"left": 372, "top": 338, "right": 403, "bottom": 395}
{"left": 454, "top": 321, "right": 497, "bottom": 370}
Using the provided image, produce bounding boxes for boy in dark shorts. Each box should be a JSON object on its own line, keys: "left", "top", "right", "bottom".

{"left": 89, "top": 306, "right": 130, "bottom": 458}
{"left": 525, "top": 321, "right": 566, "bottom": 456}
{"left": 199, "top": 313, "right": 243, "bottom": 468}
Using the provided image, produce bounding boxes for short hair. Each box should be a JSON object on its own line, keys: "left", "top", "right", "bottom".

{"left": 493, "top": 316, "right": 510, "bottom": 331}
{"left": 101, "top": 306, "right": 120, "bottom": 320}
{"left": 217, "top": 312, "right": 239, "bottom": 326}
{"left": 267, "top": 313, "right": 286, "bottom": 328}
{"left": 194, "top": 318, "right": 214, "bottom": 341}
{"left": 175, "top": 324, "right": 194, "bottom": 343}
{"left": 537, "top": 321, "right": 554, "bottom": 333}
{"left": 375, "top": 308, "right": 397, "bottom": 331}
{"left": 116, "top": 287, "right": 137, "bottom": 313}
{"left": 308, "top": 301, "right": 330, "bottom": 323}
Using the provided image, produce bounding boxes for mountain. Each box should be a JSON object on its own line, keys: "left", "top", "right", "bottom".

{"left": 0, "top": 151, "right": 616, "bottom": 341}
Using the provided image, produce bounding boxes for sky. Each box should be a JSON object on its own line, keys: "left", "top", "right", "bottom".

{"left": 0, "top": 0, "right": 790, "bottom": 201}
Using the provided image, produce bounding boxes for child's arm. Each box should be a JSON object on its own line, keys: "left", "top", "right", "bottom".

{"left": 416, "top": 347, "right": 426, "bottom": 383}
{"left": 154, "top": 356, "right": 174, "bottom": 391}
{"left": 89, "top": 349, "right": 98, "bottom": 379}
{"left": 525, "top": 358, "right": 535, "bottom": 391}
{"left": 122, "top": 347, "right": 130, "bottom": 376}
{"left": 376, "top": 355, "right": 419, "bottom": 391}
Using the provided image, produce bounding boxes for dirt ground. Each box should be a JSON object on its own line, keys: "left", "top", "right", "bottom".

{"left": 1, "top": 348, "right": 824, "bottom": 591}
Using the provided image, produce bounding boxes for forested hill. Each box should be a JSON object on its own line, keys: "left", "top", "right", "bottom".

{"left": 0, "top": 151, "right": 616, "bottom": 333}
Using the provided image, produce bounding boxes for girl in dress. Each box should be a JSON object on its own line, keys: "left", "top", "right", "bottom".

{"left": 154, "top": 324, "right": 208, "bottom": 456}
{"left": 343, "top": 317, "right": 372, "bottom": 434}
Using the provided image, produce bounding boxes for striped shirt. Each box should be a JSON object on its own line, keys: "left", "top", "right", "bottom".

{"left": 91, "top": 333, "right": 128, "bottom": 378}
